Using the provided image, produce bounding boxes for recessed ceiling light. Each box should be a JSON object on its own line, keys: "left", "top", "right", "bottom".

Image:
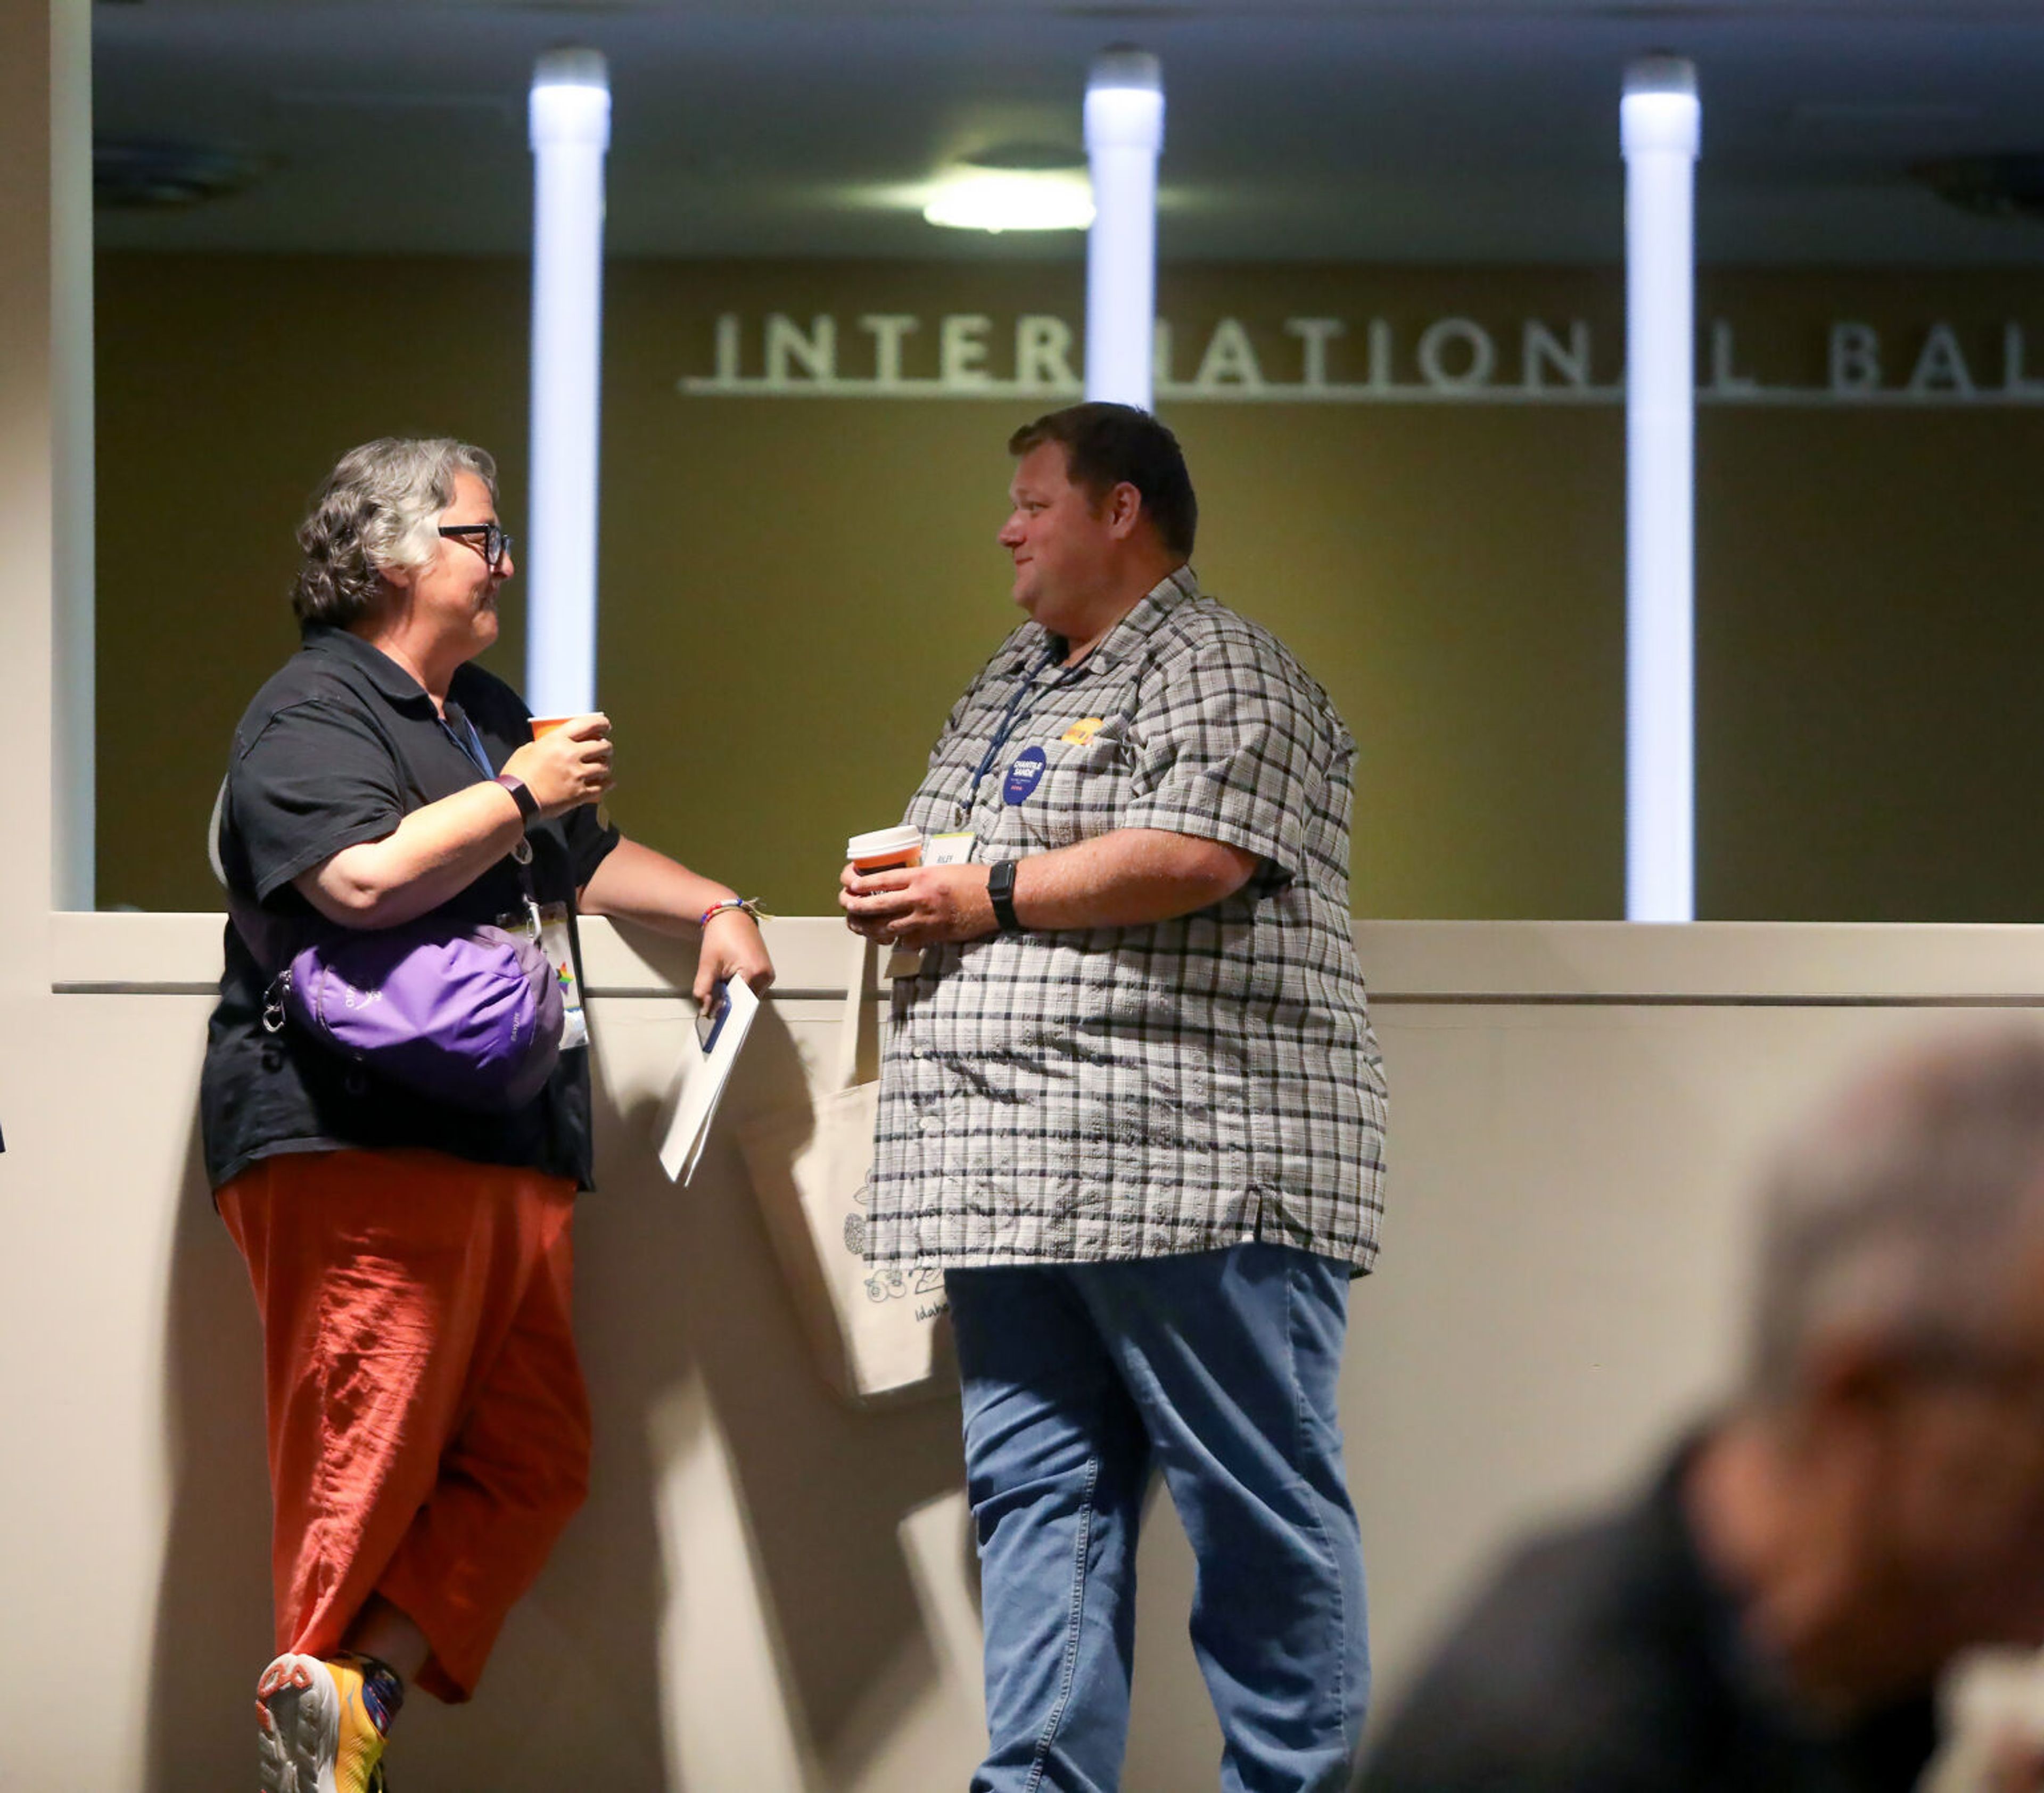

{"left": 923, "top": 170, "right": 1095, "bottom": 233}
{"left": 1914, "top": 154, "right": 2044, "bottom": 223}
{"left": 962, "top": 142, "right": 1087, "bottom": 174}
{"left": 93, "top": 137, "right": 268, "bottom": 210}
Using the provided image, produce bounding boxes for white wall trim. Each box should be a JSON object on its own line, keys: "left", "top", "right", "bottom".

{"left": 50, "top": 913, "right": 2044, "bottom": 1006}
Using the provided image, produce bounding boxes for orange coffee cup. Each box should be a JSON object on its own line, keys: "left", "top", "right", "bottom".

{"left": 530, "top": 712, "right": 605, "bottom": 742}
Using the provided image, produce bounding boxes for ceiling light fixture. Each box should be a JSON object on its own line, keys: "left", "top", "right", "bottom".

{"left": 93, "top": 137, "right": 267, "bottom": 210}
{"left": 526, "top": 45, "right": 610, "bottom": 716}
{"left": 923, "top": 169, "right": 1095, "bottom": 233}
{"left": 1620, "top": 53, "right": 1701, "bottom": 925}
{"left": 1914, "top": 153, "right": 2044, "bottom": 222}
{"left": 964, "top": 142, "right": 1087, "bottom": 174}
{"left": 1085, "top": 45, "right": 1165, "bottom": 408}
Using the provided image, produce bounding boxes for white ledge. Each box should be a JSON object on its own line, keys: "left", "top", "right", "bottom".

{"left": 44, "top": 911, "right": 871, "bottom": 1001}
{"left": 1355, "top": 919, "right": 2044, "bottom": 1004}
{"left": 42, "top": 912, "right": 2044, "bottom": 1006}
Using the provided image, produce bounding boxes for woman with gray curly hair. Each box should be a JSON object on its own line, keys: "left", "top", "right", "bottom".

{"left": 201, "top": 437, "right": 772, "bottom": 1793}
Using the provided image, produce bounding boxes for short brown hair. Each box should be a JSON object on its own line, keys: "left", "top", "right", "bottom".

{"left": 1008, "top": 402, "right": 1197, "bottom": 558}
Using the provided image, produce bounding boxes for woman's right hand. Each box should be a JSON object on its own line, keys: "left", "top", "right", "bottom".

{"left": 502, "top": 714, "right": 614, "bottom": 819}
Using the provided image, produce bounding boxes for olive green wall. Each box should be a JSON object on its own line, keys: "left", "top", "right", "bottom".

{"left": 96, "top": 253, "right": 2044, "bottom": 918}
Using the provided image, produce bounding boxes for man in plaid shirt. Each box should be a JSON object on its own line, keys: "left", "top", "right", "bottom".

{"left": 842, "top": 402, "right": 1386, "bottom": 1792}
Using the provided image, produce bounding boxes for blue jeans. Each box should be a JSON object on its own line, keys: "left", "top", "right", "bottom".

{"left": 949, "top": 1245, "right": 1369, "bottom": 1793}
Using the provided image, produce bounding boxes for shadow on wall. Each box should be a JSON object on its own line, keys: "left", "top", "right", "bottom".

{"left": 141, "top": 995, "right": 974, "bottom": 1791}
{"left": 578, "top": 989, "right": 976, "bottom": 1788}
{"left": 142, "top": 1117, "right": 275, "bottom": 1792}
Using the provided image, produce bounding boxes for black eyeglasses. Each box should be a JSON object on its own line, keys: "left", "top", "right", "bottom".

{"left": 438, "top": 522, "right": 513, "bottom": 571}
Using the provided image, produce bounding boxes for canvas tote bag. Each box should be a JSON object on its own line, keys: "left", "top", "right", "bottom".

{"left": 737, "top": 933, "right": 953, "bottom": 1405}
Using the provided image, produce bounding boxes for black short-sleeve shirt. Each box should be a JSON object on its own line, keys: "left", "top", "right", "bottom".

{"left": 200, "top": 625, "right": 621, "bottom": 1190}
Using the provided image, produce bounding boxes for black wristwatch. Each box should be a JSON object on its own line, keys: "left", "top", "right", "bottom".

{"left": 986, "top": 859, "right": 1021, "bottom": 932}
{"left": 493, "top": 772, "right": 540, "bottom": 826}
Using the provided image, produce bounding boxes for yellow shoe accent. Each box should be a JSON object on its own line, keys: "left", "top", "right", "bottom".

{"left": 324, "top": 1657, "right": 390, "bottom": 1793}
{"left": 254, "top": 1652, "right": 391, "bottom": 1793}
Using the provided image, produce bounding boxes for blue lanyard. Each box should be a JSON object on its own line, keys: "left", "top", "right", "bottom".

{"left": 441, "top": 708, "right": 496, "bottom": 779}
{"left": 441, "top": 705, "right": 540, "bottom": 875}
{"left": 962, "top": 646, "right": 1060, "bottom": 819}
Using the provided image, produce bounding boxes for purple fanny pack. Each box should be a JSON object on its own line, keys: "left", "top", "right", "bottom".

{"left": 269, "top": 919, "right": 565, "bottom": 1112}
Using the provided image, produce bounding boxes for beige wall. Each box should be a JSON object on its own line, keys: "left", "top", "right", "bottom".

{"left": 18, "top": 912, "right": 2044, "bottom": 1790}
{"left": 95, "top": 253, "right": 2044, "bottom": 922}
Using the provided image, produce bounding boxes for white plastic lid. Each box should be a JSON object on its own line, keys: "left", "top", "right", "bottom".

{"left": 847, "top": 825, "right": 922, "bottom": 859}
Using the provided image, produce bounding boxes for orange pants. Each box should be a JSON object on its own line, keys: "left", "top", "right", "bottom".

{"left": 217, "top": 1147, "right": 590, "bottom": 1703}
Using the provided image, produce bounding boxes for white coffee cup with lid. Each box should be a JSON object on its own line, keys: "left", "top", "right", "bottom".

{"left": 846, "top": 825, "right": 923, "bottom": 875}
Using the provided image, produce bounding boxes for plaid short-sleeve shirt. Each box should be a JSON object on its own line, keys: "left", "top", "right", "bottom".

{"left": 866, "top": 567, "right": 1387, "bottom": 1273}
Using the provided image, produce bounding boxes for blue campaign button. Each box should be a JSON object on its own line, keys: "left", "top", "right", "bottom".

{"left": 1003, "top": 746, "right": 1048, "bottom": 804}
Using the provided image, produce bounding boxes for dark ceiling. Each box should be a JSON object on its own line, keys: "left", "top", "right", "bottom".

{"left": 92, "top": 0, "right": 2044, "bottom": 265}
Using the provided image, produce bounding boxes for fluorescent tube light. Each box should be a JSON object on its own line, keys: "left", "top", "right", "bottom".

{"left": 1085, "top": 47, "right": 1164, "bottom": 409}
{"left": 1621, "top": 55, "right": 1700, "bottom": 924}
{"left": 525, "top": 46, "right": 609, "bottom": 717}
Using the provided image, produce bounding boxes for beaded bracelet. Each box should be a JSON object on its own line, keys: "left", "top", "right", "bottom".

{"left": 699, "top": 896, "right": 768, "bottom": 928}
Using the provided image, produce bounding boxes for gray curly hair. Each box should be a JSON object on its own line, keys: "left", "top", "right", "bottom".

{"left": 291, "top": 437, "right": 499, "bottom": 627}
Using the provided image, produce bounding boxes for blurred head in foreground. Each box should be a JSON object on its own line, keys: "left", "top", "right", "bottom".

{"left": 1362, "top": 1025, "right": 2044, "bottom": 1793}
{"left": 1741, "top": 1025, "right": 2044, "bottom": 1687}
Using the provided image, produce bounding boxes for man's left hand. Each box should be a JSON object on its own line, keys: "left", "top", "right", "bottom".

{"left": 840, "top": 862, "right": 995, "bottom": 949}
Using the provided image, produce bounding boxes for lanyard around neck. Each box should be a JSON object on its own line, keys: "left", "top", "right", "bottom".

{"left": 440, "top": 703, "right": 537, "bottom": 870}
{"left": 440, "top": 703, "right": 495, "bottom": 778}
{"left": 962, "top": 646, "right": 1062, "bottom": 820}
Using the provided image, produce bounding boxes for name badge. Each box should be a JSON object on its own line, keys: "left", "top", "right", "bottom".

{"left": 504, "top": 900, "right": 589, "bottom": 1050}
{"left": 539, "top": 905, "right": 590, "bottom": 1050}
{"left": 926, "top": 832, "right": 975, "bottom": 866}
{"left": 1003, "top": 746, "right": 1048, "bottom": 804}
